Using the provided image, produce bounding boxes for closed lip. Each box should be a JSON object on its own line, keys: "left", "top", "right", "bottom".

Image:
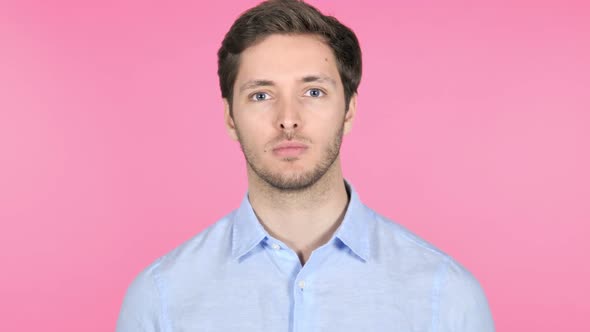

{"left": 272, "top": 141, "right": 309, "bottom": 151}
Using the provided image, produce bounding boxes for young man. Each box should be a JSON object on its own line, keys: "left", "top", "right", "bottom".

{"left": 116, "top": 1, "right": 494, "bottom": 331}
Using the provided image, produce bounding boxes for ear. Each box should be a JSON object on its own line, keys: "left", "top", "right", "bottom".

{"left": 343, "top": 93, "right": 357, "bottom": 135}
{"left": 223, "top": 98, "right": 239, "bottom": 141}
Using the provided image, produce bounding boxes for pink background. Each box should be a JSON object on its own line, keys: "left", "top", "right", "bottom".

{"left": 1, "top": 0, "right": 589, "bottom": 330}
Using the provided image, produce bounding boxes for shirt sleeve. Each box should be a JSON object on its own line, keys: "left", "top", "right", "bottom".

{"left": 115, "top": 263, "right": 164, "bottom": 332}
{"left": 435, "top": 260, "right": 495, "bottom": 332}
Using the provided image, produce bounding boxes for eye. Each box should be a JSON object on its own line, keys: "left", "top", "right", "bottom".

{"left": 304, "top": 88, "right": 325, "bottom": 98}
{"left": 250, "top": 92, "right": 270, "bottom": 102}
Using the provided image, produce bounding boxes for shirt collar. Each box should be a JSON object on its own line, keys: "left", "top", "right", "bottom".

{"left": 231, "top": 180, "right": 374, "bottom": 262}
{"left": 231, "top": 193, "right": 269, "bottom": 261}
{"left": 333, "top": 181, "right": 372, "bottom": 262}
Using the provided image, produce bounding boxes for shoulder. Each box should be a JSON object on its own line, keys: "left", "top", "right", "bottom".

{"left": 116, "top": 211, "right": 237, "bottom": 330}
{"left": 140, "top": 210, "right": 237, "bottom": 281}
{"left": 370, "top": 210, "right": 454, "bottom": 267}
{"left": 369, "top": 210, "right": 494, "bottom": 331}
{"left": 370, "top": 209, "right": 484, "bottom": 285}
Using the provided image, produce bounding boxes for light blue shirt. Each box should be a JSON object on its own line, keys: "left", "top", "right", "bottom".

{"left": 116, "top": 182, "right": 494, "bottom": 331}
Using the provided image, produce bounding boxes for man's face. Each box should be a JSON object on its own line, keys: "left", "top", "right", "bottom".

{"left": 224, "top": 34, "right": 356, "bottom": 191}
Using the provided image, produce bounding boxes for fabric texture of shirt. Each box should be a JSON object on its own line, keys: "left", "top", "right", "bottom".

{"left": 116, "top": 182, "right": 494, "bottom": 332}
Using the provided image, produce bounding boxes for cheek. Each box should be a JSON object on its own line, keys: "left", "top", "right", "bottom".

{"left": 235, "top": 102, "right": 275, "bottom": 126}
{"left": 235, "top": 118, "right": 271, "bottom": 148}
{"left": 307, "top": 95, "right": 346, "bottom": 118}
{"left": 308, "top": 106, "right": 345, "bottom": 133}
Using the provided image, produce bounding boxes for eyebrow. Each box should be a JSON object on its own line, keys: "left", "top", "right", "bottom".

{"left": 238, "top": 75, "right": 337, "bottom": 93}
{"left": 238, "top": 80, "right": 275, "bottom": 93}
{"left": 301, "top": 75, "right": 337, "bottom": 87}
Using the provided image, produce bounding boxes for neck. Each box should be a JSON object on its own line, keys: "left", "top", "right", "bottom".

{"left": 247, "top": 159, "right": 349, "bottom": 265}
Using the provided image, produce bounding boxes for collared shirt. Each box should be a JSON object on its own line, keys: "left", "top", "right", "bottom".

{"left": 116, "top": 182, "right": 494, "bottom": 332}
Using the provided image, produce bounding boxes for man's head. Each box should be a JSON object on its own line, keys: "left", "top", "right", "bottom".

{"left": 217, "top": 0, "right": 362, "bottom": 115}
{"left": 217, "top": 0, "right": 362, "bottom": 191}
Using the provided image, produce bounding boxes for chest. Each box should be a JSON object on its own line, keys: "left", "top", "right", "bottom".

{"left": 166, "top": 256, "right": 434, "bottom": 332}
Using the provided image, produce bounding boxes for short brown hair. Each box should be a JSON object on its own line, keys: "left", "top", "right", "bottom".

{"left": 217, "top": 0, "right": 362, "bottom": 114}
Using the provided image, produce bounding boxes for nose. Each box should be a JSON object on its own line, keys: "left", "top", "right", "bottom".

{"left": 275, "top": 97, "right": 302, "bottom": 131}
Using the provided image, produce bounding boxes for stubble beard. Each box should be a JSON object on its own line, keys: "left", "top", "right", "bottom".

{"left": 236, "top": 123, "right": 344, "bottom": 192}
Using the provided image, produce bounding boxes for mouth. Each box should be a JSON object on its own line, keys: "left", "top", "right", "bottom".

{"left": 272, "top": 142, "right": 309, "bottom": 158}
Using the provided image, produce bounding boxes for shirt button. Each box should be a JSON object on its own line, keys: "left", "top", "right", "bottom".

{"left": 298, "top": 280, "right": 306, "bottom": 289}
{"left": 271, "top": 243, "right": 281, "bottom": 250}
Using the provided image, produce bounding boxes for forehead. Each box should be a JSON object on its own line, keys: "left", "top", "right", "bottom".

{"left": 234, "top": 34, "right": 341, "bottom": 87}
